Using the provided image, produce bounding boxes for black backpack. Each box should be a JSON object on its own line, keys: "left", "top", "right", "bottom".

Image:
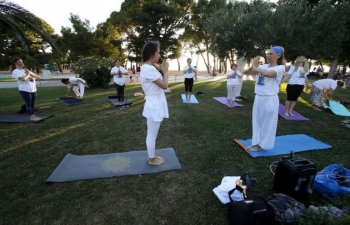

{"left": 227, "top": 193, "right": 276, "bottom": 225}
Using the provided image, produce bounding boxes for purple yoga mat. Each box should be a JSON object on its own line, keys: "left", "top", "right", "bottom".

{"left": 278, "top": 104, "right": 309, "bottom": 121}
{"left": 213, "top": 97, "right": 244, "bottom": 107}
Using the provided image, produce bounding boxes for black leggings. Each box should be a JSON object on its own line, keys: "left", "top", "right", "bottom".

{"left": 184, "top": 78, "right": 194, "bottom": 92}
{"left": 115, "top": 83, "right": 125, "bottom": 102}
{"left": 286, "top": 84, "right": 304, "bottom": 101}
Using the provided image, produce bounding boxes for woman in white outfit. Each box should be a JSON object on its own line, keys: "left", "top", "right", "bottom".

{"left": 140, "top": 41, "right": 169, "bottom": 166}
{"left": 61, "top": 77, "right": 89, "bottom": 99}
{"left": 11, "top": 57, "right": 41, "bottom": 121}
{"left": 243, "top": 46, "right": 286, "bottom": 151}
{"left": 226, "top": 63, "right": 243, "bottom": 107}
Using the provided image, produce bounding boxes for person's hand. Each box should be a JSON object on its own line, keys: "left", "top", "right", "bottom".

{"left": 305, "top": 86, "right": 310, "bottom": 91}
{"left": 160, "top": 59, "right": 168, "bottom": 75}
{"left": 85, "top": 84, "right": 89, "bottom": 88}
{"left": 252, "top": 56, "right": 260, "bottom": 68}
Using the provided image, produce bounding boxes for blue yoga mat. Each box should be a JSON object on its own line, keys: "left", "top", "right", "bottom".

{"left": 46, "top": 148, "right": 181, "bottom": 182}
{"left": 324, "top": 100, "right": 350, "bottom": 117}
{"left": 235, "top": 134, "right": 332, "bottom": 158}
{"left": 181, "top": 94, "right": 199, "bottom": 104}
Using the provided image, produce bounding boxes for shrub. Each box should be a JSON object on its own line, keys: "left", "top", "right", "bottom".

{"left": 73, "top": 56, "right": 114, "bottom": 88}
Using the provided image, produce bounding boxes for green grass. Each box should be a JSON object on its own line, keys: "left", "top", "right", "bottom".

{"left": 0, "top": 81, "right": 349, "bottom": 224}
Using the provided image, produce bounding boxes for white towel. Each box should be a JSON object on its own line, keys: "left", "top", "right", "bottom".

{"left": 213, "top": 176, "right": 245, "bottom": 204}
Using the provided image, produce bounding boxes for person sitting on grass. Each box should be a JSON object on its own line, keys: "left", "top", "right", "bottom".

{"left": 61, "top": 77, "right": 89, "bottom": 100}
{"left": 310, "top": 79, "right": 345, "bottom": 111}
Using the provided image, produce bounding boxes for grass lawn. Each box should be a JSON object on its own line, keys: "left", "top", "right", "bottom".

{"left": 0, "top": 80, "right": 349, "bottom": 224}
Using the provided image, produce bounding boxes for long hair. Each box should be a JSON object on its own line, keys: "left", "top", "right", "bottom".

{"left": 276, "top": 47, "right": 286, "bottom": 66}
{"left": 294, "top": 56, "right": 309, "bottom": 72}
{"left": 10, "top": 57, "right": 21, "bottom": 72}
{"left": 141, "top": 41, "right": 159, "bottom": 62}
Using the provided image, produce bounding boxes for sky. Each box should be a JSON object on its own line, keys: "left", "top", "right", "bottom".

{"left": 11, "top": 0, "right": 121, "bottom": 34}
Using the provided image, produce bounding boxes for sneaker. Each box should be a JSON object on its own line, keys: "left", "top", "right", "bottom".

{"left": 119, "top": 106, "right": 125, "bottom": 110}
{"left": 125, "top": 105, "right": 130, "bottom": 108}
{"left": 235, "top": 99, "right": 242, "bottom": 101}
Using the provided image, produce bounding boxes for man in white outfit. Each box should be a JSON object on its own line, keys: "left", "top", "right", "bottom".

{"left": 61, "top": 77, "right": 89, "bottom": 99}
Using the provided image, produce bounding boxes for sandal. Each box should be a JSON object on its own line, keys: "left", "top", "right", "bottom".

{"left": 148, "top": 156, "right": 165, "bottom": 165}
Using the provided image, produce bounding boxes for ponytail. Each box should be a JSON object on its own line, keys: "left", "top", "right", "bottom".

{"left": 10, "top": 57, "right": 21, "bottom": 72}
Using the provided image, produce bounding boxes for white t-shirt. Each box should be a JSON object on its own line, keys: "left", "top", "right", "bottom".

{"left": 67, "top": 77, "right": 85, "bottom": 88}
{"left": 140, "top": 64, "right": 169, "bottom": 122}
{"left": 11, "top": 69, "right": 37, "bottom": 92}
{"left": 254, "top": 64, "right": 285, "bottom": 96}
{"left": 183, "top": 65, "right": 196, "bottom": 79}
{"left": 227, "top": 69, "right": 242, "bottom": 86}
{"left": 288, "top": 66, "right": 309, "bottom": 85}
{"left": 111, "top": 66, "right": 127, "bottom": 85}
{"left": 313, "top": 79, "right": 337, "bottom": 90}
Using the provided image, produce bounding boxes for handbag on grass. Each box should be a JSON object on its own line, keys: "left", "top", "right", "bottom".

{"left": 227, "top": 189, "right": 275, "bottom": 225}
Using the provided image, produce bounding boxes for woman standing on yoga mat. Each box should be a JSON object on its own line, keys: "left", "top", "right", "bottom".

{"left": 183, "top": 58, "right": 197, "bottom": 102}
{"left": 110, "top": 59, "right": 128, "bottom": 108}
{"left": 140, "top": 41, "right": 169, "bottom": 166}
{"left": 281, "top": 56, "right": 310, "bottom": 116}
{"left": 310, "top": 79, "right": 345, "bottom": 111}
{"left": 243, "top": 46, "right": 286, "bottom": 151}
{"left": 11, "top": 57, "right": 41, "bottom": 121}
{"left": 226, "top": 63, "right": 243, "bottom": 107}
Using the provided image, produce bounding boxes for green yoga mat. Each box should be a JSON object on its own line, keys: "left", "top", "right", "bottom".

{"left": 46, "top": 147, "right": 181, "bottom": 183}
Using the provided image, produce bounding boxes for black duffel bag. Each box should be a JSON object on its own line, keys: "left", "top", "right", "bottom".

{"left": 227, "top": 188, "right": 276, "bottom": 225}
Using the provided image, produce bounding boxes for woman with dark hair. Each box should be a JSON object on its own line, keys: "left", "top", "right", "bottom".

{"left": 110, "top": 59, "right": 128, "bottom": 109}
{"left": 10, "top": 57, "right": 41, "bottom": 121}
{"left": 310, "top": 79, "right": 345, "bottom": 111}
{"left": 243, "top": 46, "right": 286, "bottom": 151}
{"left": 140, "top": 41, "right": 169, "bottom": 165}
{"left": 281, "top": 56, "right": 310, "bottom": 116}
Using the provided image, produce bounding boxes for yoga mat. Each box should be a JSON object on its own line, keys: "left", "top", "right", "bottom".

{"left": 46, "top": 147, "right": 181, "bottom": 182}
{"left": 0, "top": 114, "right": 53, "bottom": 123}
{"left": 213, "top": 97, "right": 244, "bottom": 107}
{"left": 278, "top": 104, "right": 309, "bottom": 121}
{"left": 107, "top": 96, "right": 132, "bottom": 107}
{"left": 234, "top": 134, "right": 332, "bottom": 158}
{"left": 324, "top": 100, "right": 350, "bottom": 117}
{"left": 181, "top": 94, "right": 199, "bottom": 104}
{"left": 57, "top": 97, "right": 84, "bottom": 106}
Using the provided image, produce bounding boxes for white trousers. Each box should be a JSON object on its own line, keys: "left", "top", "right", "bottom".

{"left": 252, "top": 95, "right": 279, "bottom": 149}
{"left": 73, "top": 83, "right": 85, "bottom": 97}
{"left": 236, "top": 78, "right": 243, "bottom": 96}
{"left": 227, "top": 85, "right": 238, "bottom": 101}
{"left": 146, "top": 117, "right": 161, "bottom": 158}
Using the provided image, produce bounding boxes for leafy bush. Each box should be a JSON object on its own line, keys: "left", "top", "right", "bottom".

{"left": 73, "top": 56, "right": 114, "bottom": 88}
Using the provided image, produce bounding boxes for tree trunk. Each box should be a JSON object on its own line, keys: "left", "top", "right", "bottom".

{"left": 328, "top": 58, "right": 338, "bottom": 79}
{"left": 177, "top": 59, "right": 180, "bottom": 71}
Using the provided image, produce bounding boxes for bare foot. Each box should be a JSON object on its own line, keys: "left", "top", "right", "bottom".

{"left": 148, "top": 156, "right": 165, "bottom": 165}
{"left": 289, "top": 112, "right": 295, "bottom": 116}
{"left": 284, "top": 113, "right": 290, "bottom": 117}
{"left": 247, "top": 145, "right": 262, "bottom": 152}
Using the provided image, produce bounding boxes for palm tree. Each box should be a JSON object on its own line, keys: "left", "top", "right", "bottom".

{"left": 0, "top": 0, "right": 61, "bottom": 54}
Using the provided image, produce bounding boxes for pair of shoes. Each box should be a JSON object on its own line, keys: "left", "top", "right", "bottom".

{"left": 148, "top": 156, "right": 165, "bottom": 165}
{"left": 120, "top": 106, "right": 125, "bottom": 110}
{"left": 235, "top": 99, "right": 242, "bottom": 101}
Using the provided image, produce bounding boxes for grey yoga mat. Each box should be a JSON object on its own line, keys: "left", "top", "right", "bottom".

{"left": 46, "top": 147, "right": 181, "bottom": 182}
